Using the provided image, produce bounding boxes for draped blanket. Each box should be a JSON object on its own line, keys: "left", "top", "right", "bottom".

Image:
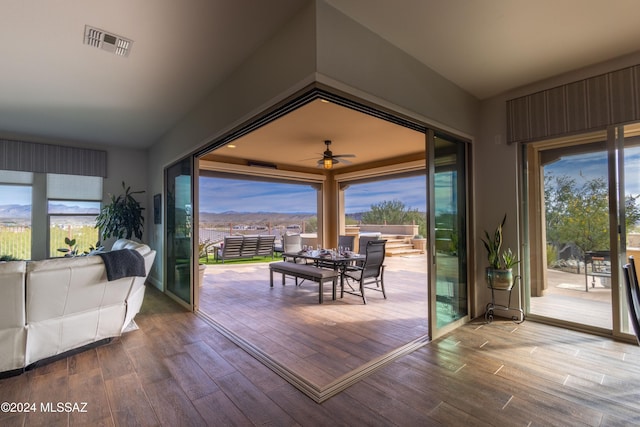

{"left": 98, "top": 249, "right": 146, "bottom": 281}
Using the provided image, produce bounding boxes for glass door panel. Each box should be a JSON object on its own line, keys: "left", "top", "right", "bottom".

{"left": 165, "top": 157, "right": 193, "bottom": 306}
{"left": 619, "top": 124, "right": 640, "bottom": 336}
{"left": 431, "top": 134, "right": 468, "bottom": 335}
{"left": 529, "top": 135, "right": 613, "bottom": 329}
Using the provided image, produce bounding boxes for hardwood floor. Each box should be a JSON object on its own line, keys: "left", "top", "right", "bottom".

{"left": 3, "top": 283, "right": 640, "bottom": 425}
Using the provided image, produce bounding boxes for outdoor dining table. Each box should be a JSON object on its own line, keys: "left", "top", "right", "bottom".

{"left": 281, "top": 249, "right": 366, "bottom": 286}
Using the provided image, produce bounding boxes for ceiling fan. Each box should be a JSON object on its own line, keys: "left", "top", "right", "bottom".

{"left": 317, "top": 140, "right": 355, "bottom": 169}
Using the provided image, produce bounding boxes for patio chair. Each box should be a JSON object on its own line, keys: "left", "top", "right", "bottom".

{"left": 358, "top": 235, "right": 379, "bottom": 255}
{"left": 281, "top": 233, "right": 313, "bottom": 272}
{"left": 282, "top": 233, "right": 302, "bottom": 261}
{"left": 342, "top": 240, "right": 387, "bottom": 304}
{"left": 623, "top": 256, "right": 640, "bottom": 345}
{"left": 338, "top": 235, "right": 355, "bottom": 252}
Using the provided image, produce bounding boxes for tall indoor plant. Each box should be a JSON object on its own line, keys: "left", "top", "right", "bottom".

{"left": 96, "top": 181, "right": 145, "bottom": 242}
{"left": 482, "top": 214, "right": 519, "bottom": 290}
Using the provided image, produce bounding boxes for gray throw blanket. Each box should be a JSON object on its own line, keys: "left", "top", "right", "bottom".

{"left": 98, "top": 249, "right": 146, "bottom": 281}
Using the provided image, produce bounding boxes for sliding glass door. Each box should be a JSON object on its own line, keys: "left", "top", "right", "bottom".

{"left": 527, "top": 133, "right": 613, "bottom": 329}
{"left": 430, "top": 132, "right": 468, "bottom": 338}
{"left": 526, "top": 122, "right": 640, "bottom": 339}
{"left": 617, "top": 123, "right": 640, "bottom": 337}
{"left": 165, "top": 157, "right": 193, "bottom": 307}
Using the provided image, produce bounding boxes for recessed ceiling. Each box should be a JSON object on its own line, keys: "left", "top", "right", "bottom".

{"left": 1, "top": 0, "right": 639, "bottom": 148}
{"left": 200, "top": 99, "right": 425, "bottom": 172}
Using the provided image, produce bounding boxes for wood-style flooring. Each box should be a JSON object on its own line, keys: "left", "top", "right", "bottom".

{"left": 198, "top": 255, "right": 429, "bottom": 394}
{"left": 3, "top": 284, "right": 640, "bottom": 425}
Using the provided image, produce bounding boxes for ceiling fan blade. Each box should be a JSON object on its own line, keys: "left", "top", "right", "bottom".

{"left": 333, "top": 154, "right": 356, "bottom": 158}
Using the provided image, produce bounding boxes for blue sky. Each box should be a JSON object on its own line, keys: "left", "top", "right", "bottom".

{"left": 344, "top": 176, "right": 427, "bottom": 213}
{"left": 0, "top": 185, "right": 31, "bottom": 205}
{"left": 545, "top": 147, "right": 640, "bottom": 195}
{"left": 199, "top": 175, "right": 427, "bottom": 214}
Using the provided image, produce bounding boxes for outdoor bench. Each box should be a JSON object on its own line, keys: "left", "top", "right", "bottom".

{"left": 215, "top": 235, "right": 275, "bottom": 263}
{"left": 269, "top": 261, "right": 340, "bottom": 303}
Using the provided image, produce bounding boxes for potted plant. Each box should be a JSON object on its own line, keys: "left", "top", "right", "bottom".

{"left": 95, "top": 181, "right": 145, "bottom": 242}
{"left": 57, "top": 237, "right": 104, "bottom": 257}
{"left": 198, "top": 239, "right": 215, "bottom": 287}
{"left": 482, "top": 214, "right": 520, "bottom": 290}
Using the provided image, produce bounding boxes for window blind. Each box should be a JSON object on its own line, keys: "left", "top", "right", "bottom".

{"left": 0, "top": 170, "right": 33, "bottom": 184}
{"left": 507, "top": 64, "right": 640, "bottom": 144}
{"left": 47, "top": 173, "right": 103, "bottom": 201}
{"left": 0, "top": 139, "right": 107, "bottom": 177}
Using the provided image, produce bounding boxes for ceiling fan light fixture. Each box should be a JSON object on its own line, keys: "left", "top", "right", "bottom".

{"left": 323, "top": 157, "right": 333, "bottom": 169}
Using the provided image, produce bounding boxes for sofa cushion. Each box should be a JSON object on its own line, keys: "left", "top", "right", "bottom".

{"left": 111, "top": 238, "right": 151, "bottom": 256}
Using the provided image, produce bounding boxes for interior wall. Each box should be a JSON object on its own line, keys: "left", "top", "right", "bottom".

{"left": 145, "top": 2, "right": 319, "bottom": 288}
{"left": 475, "top": 50, "right": 640, "bottom": 317}
{"left": 144, "top": 0, "right": 483, "bottom": 292}
{"left": 314, "top": 0, "right": 479, "bottom": 138}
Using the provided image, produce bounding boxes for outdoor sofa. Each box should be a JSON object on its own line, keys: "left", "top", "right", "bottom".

{"left": 215, "top": 235, "right": 276, "bottom": 263}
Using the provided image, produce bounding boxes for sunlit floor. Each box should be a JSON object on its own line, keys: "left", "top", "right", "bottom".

{"left": 530, "top": 268, "right": 612, "bottom": 330}
{"left": 198, "top": 254, "right": 430, "bottom": 390}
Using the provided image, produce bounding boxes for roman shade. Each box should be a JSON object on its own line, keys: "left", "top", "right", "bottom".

{"left": 0, "top": 139, "right": 107, "bottom": 178}
{"left": 507, "top": 64, "right": 640, "bottom": 144}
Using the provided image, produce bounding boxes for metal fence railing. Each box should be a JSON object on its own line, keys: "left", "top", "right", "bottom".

{"left": 0, "top": 225, "right": 31, "bottom": 259}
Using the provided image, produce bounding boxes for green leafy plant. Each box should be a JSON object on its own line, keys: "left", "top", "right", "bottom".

{"left": 199, "top": 239, "right": 215, "bottom": 260}
{"left": 501, "top": 248, "right": 520, "bottom": 269}
{"left": 0, "top": 254, "right": 21, "bottom": 261}
{"left": 58, "top": 237, "right": 103, "bottom": 257}
{"left": 96, "top": 181, "right": 145, "bottom": 241}
{"left": 482, "top": 214, "right": 519, "bottom": 270}
{"left": 482, "top": 214, "right": 505, "bottom": 269}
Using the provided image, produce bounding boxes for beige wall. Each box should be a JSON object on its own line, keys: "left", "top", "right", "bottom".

{"left": 146, "top": 2, "right": 319, "bottom": 287}
{"left": 145, "top": 0, "right": 479, "bottom": 289}
{"left": 475, "top": 50, "right": 640, "bottom": 317}
{"left": 314, "top": 0, "right": 478, "bottom": 137}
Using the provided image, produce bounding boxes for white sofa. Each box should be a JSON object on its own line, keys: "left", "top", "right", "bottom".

{"left": 0, "top": 239, "right": 155, "bottom": 375}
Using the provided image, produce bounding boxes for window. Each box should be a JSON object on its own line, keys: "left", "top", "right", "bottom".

{"left": 0, "top": 171, "right": 33, "bottom": 259}
{"left": 47, "top": 174, "right": 102, "bottom": 257}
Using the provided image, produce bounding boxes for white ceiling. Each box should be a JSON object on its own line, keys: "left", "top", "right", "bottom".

{"left": 1, "top": 0, "right": 640, "bottom": 149}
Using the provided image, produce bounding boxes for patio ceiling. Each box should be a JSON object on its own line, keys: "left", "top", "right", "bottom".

{"left": 199, "top": 99, "right": 426, "bottom": 174}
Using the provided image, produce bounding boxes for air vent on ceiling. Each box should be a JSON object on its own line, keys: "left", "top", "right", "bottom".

{"left": 84, "top": 25, "right": 132, "bottom": 57}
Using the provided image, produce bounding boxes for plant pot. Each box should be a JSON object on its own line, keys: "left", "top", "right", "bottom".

{"left": 411, "top": 238, "right": 427, "bottom": 253}
{"left": 486, "top": 267, "right": 514, "bottom": 290}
